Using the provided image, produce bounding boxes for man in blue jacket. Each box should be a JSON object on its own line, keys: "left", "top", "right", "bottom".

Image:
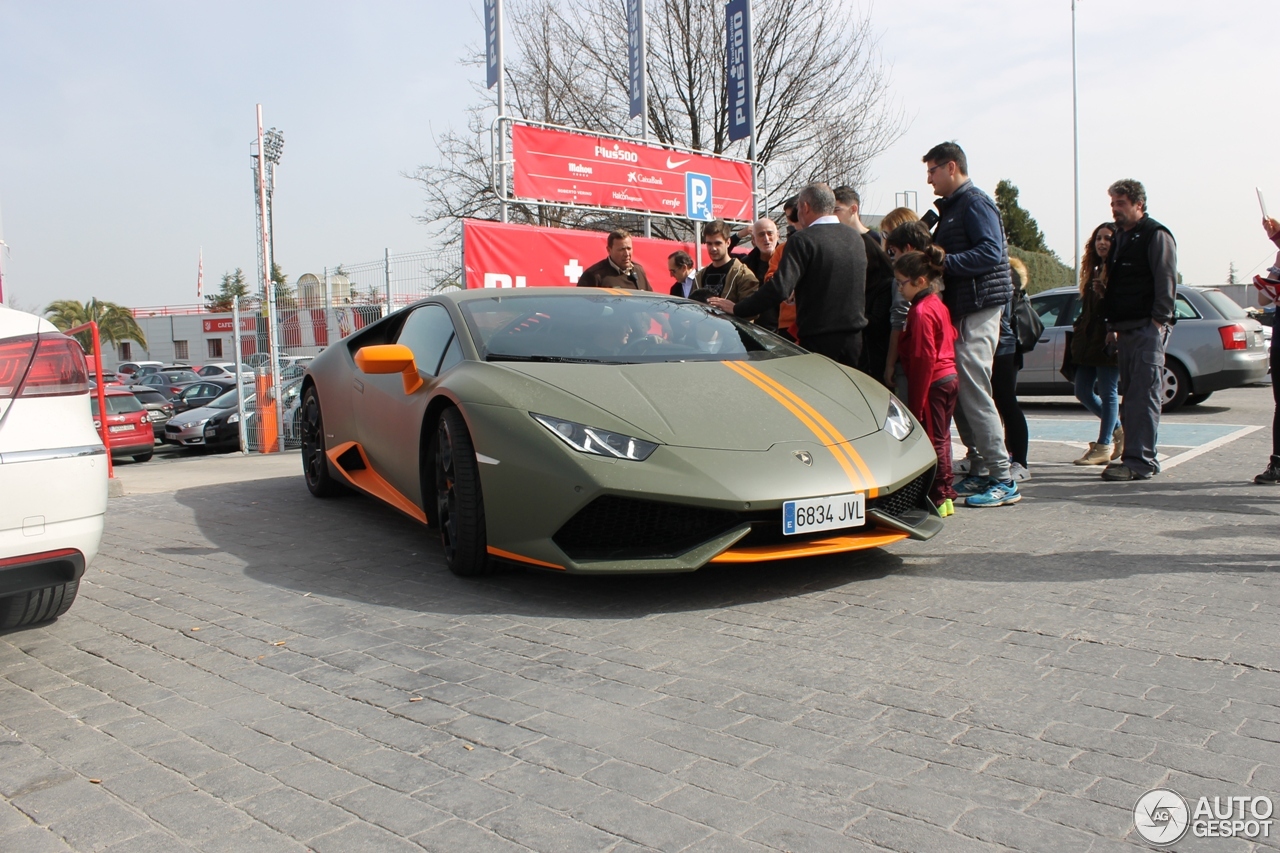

{"left": 924, "top": 142, "right": 1019, "bottom": 507}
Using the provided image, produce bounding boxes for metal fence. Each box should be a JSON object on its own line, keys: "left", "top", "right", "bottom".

{"left": 240, "top": 245, "right": 462, "bottom": 452}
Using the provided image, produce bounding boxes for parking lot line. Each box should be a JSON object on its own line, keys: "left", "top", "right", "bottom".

{"left": 952, "top": 419, "right": 1264, "bottom": 470}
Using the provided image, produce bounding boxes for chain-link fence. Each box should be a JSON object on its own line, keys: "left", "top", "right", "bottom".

{"left": 239, "top": 245, "right": 462, "bottom": 451}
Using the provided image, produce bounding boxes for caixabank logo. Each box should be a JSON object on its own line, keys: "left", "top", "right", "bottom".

{"left": 1134, "top": 787, "right": 1274, "bottom": 845}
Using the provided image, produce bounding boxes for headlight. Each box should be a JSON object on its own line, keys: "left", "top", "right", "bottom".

{"left": 883, "top": 396, "right": 914, "bottom": 441}
{"left": 228, "top": 413, "right": 240, "bottom": 424}
{"left": 532, "top": 413, "right": 658, "bottom": 461}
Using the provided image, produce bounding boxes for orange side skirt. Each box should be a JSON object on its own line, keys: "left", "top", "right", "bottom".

{"left": 487, "top": 546, "right": 566, "bottom": 571}
{"left": 327, "top": 441, "right": 428, "bottom": 524}
{"left": 710, "top": 530, "right": 908, "bottom": 563}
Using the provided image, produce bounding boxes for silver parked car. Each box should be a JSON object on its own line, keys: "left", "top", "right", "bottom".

{"left": 1018, "top": 285, "right": 1269, "bottom": 410}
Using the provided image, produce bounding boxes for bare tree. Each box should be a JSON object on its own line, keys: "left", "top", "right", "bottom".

{"left": 413, "top": 0, "right": 905, "bottom": 241}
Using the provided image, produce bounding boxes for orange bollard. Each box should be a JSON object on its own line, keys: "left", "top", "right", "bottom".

{"left": 255, "top": 371, "right": 279, "bottom": 453}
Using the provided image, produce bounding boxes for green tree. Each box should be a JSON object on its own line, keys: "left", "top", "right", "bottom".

{"left": 995, "top": 180, "right": 1051, "bottom": 255}
{"left": 205, "top": 268, "right": 250, "bottom": 312}
{"left": 1009, "top": 247, "right": 1073, "bottom": 295}
{"left": 44, "top": 298, "right": 148, "bottom": 352}
{"left": 271, "top": 262, "right": 296, "bottom": 309}
{"left": 1227, "top": 262, "right": 1239, "bottom": 285}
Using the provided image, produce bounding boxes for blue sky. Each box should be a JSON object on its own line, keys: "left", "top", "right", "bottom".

{"left": 1, "top": 1, "right": 1274, "bottom": 309}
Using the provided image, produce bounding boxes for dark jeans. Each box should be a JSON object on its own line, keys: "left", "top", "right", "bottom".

{"left": 1272, "top": 340, "right": 1279, "bottom": 458}
{"left": 992, "top": 352, "right": 1028, "bottom": 468}
{"left": 1117, "top": 321, "right": 1169, "bottom": 476}
{"left": 926, "top": 377, "right": 959, "bottom": 504}
{"left": 801, "top": 330, "right": 862, "bottom": 369}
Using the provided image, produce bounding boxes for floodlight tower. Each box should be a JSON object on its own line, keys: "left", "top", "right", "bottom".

{"left": 251, "top": 106, "right": 286, "bottom": 451}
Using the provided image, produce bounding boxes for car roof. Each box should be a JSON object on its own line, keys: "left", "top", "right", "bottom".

{"left": 103, "top": 387, "right": 136, "bottom": 396}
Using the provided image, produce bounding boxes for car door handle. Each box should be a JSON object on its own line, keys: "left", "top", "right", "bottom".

{"left": 1038, "top": 338, "right": 1049, "bottom": 343}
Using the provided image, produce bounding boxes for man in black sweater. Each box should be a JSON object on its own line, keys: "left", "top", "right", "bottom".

{"left": 708, "top": 183, "right": 867, "bottom": 367}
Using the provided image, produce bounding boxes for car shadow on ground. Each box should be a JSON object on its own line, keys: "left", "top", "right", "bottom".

{"left": 169, "top": 473, "right": 1280, "bottom": 619}
{"left": 171, "top": 477, "right": 903, "bottom": 619}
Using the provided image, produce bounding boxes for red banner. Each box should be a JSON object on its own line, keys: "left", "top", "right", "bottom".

{"left": 512, "top": 124, "right": 754, "bottom": 222}
{"left": 202, "top": 317, "right": 257, "bottom": 333}
{"left": 463, "top": 219, "right": 709, "bottom": 291}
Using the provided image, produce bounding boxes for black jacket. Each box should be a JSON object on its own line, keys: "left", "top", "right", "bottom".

{"left": 733, "top": 222, "right": 867, "bottom": 337}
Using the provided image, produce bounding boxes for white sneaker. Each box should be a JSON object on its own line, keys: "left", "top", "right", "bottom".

{"left": 953, "top": 457, "right": 971, "bottom": 474}
{"left": 1009, "top": 463, "right": 1031, "bottom": 482}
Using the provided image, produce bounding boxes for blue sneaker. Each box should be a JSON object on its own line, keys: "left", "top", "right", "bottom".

{"left": 965, "top": 479, "right": 1022, "bottom": 507}
{"left": 954, "top": 475, "right": 991, "bottom": 497}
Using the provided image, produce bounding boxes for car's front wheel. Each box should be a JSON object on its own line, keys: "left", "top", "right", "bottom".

{"left": 0, "top": 581, "right": 79, "bottom": 630}
{"left": 300, "top": 386, "right": 347, "bottom": 497}
{"left": 435, "top": 407, "right": 492, "bottom": 576}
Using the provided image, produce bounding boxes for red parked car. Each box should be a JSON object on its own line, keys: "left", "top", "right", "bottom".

{"left": 90, "top": 388, "right": 155, "bottom": 462}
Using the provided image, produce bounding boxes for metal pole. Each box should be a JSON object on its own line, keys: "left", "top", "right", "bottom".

{"left": 384, "top": 248, "right": 392, "bottom": 316}
{"left": 90, "top": 322, "right": 113, "bottom": 480}
{"left": 746, "top": 0, "right": 757, "bottom": 215}
{"left": 233, "top": 296, "right": 247, "bottom": 455}
{"left": 256, "top": 105, "right": 284, "bottom": 453}
{"left": 639, "top": 0, "right": 651, "bottom": 238}
{"left": 1071, "top": 0, "right": 1081, "bottom": 284}
{"left": 496, "top": 0, "right": 508, "bottom": 223}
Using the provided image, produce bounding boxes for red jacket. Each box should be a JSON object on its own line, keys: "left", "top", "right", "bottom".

{"left": 898, "top": 292, "right": 956, "bottom": 422}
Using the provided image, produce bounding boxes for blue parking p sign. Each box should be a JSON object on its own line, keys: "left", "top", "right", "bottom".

{"left": 685, "top": 172, "right": 713, "bottom": 222}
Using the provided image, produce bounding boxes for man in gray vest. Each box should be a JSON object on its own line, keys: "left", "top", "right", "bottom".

{"left": 1099, "top": 179, "right": 1177, "bottom": 481}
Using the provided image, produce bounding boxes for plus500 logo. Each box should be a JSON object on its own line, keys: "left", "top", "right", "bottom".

{"left": 594, "top": 144, "right": 639, "bottom": 163}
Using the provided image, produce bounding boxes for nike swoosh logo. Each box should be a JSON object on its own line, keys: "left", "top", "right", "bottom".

{"left": 666, "top": 157, "right": 691, "bottom": 169}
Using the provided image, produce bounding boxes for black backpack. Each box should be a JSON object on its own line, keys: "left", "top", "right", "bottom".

{"left": 1012, "top": 287, "right": 1044, "bottom": 353}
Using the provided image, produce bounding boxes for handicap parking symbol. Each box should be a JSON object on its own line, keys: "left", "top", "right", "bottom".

{"left": 685, "top": 172, "right": 713, "bottom": 222}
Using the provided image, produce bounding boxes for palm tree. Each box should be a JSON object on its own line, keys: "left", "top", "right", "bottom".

{"left": 44, "top": 298, "right": 148, "bottom": 353}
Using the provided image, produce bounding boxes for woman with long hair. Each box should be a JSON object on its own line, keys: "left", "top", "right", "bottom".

{"left": 1070, "top": 222, "right": 1121, "bottom": 465}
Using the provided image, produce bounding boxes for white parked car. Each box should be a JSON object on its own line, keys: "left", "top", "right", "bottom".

{"left": 0, "top": 305, "right": 107, "bottom": 628}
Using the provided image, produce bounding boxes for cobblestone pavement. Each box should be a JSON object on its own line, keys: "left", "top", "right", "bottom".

{"left": 2, "top": 387, "right": 1278, "bottom": 852}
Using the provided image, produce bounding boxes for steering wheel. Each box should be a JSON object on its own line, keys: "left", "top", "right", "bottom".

{"left": 621, "top": 334, "right": 666, "bottom": 354}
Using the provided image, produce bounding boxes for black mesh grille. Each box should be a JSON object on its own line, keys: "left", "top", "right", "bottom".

{"left": 554, "top": 496, "right": 741, "bottom": 561}
{"left": 867, "top": 469, "right": 934, "bottom": 520}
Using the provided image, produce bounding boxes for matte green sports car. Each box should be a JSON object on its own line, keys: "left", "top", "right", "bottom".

{"left": 299, "top": 288, "right": 942, "bottom": 575}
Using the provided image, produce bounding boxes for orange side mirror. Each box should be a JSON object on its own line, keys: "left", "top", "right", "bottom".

{"left": 354, "top": 344, "right": 423, "bottom": 394}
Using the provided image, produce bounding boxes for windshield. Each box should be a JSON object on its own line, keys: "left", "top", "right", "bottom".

{"left": 209, "top": 390, "right": 240, "bottom": 409}
{"left": 91, "top": 394, "right": 144, "bottom": 415}
{"left": 460, "top": 294, "right": 804, "bottom": 364}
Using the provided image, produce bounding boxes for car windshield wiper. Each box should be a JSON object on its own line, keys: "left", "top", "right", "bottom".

{"left": 485, "top": 353, "right": 625, "bottom": 364}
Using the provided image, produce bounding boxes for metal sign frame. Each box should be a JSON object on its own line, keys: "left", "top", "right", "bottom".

{"left": 490, "top": 116, "right": 768, "bottom": 227}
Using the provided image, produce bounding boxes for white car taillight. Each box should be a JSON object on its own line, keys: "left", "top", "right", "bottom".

{"left": 0, "top": 333, "right": 90, "bottom": 399}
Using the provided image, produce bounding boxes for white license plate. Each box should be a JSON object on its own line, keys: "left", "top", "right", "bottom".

{"left": 783, "top": 492, "right": 864, "bottom": 535}
{"left": 108, "top": 425, "right": 132, "bottom": 434}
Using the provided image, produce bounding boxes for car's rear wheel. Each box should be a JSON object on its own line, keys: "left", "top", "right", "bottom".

{"left": 1161, "top": 360, "right": 1191, "bottom": 411}
{"left": 300, "top": 386, "right": 347, "bottom": 497}
{"left": 0, "top": 581, "right": 79, "bottom": 630}
{"left": 435, "top": 407, "right": 492, "bottom": 576}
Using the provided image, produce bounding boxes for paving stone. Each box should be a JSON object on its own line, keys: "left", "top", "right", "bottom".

{"left": 481, "top": 801, "right": 622, "bottom": 853}
{"left": 333, "top": 784, "right": 451, "bottom": 836}
{"left": 6, "top": 425, "right": 1280, "bottom": 851}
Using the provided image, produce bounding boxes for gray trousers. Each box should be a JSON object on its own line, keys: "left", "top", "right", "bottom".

{"left": 1116, "top": 321, "right": 1168, "bottom": 475}
{"left": 954, "top": 304, "right": 1011, "bottom": 482}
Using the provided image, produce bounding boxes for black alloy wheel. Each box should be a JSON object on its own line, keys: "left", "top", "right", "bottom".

{"left": 300, "top": 386, "right": 346, "bottom": 497}
{"left": 434, "top": 407, "right": 492, "bottom": 576}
